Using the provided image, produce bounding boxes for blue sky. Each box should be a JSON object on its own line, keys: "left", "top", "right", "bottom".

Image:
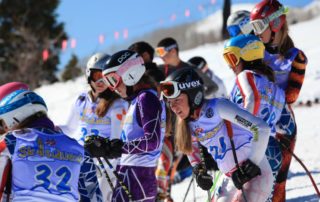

{"left": 56, "top": 0, "right": 313, "bottom": 70}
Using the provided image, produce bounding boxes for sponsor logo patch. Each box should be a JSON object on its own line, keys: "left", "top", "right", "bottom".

{"left": 235, "top": 115, "right": 252, "bottom": 127}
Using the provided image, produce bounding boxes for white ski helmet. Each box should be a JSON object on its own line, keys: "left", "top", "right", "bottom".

{"left": 86, "top": 52, "right": 110, "bottom": 83}
{"left": 103, "top": 50, "right": 145, "bottom": 87}
{"left": 0, "top": 82, "right": 47, "bottom": 130}
{"left": 227, "top": 10, "right": 253, "bottom": 37}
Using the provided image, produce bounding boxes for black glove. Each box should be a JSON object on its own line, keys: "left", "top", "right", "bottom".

{"left": 107, "top": 139, "right": 124, "bottom": 159}
{"left": 231, "top": 159, "right": 261, "bottom": 190}
{"left": 84, "top": 135, "right": 111, "bottom": 158}
{"left": 193, "top": 164, "right": 213, "bottom": 191}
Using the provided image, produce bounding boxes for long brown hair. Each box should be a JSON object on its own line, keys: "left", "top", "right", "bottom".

{"left": 175, "top": 117, "right": 193, "bottom": 154}
{"left": 133, "top": 74, "right": 158, "bottom": 93}
{"left": 133, "top": 73, "right": 174, "bottom": 136}
{"left": 16, "top": 112, "right": 47, "bottom": 130}
{"left": 164, "top": 104, "right": 173, "bottom": 137}
{"left": 242, "top": 59, "right": 275, "bottom": 82}
{"left": 95, "top": 89, "right": 120, "bottom": 118}
{"left": 278, "top": 21, "right": 295, "bottom": 55}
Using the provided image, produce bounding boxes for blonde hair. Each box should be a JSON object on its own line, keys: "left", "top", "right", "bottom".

{"left": 174, "top": 117, "right": 193, "bottom": 154}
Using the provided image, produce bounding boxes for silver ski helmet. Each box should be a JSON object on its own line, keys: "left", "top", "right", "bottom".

{"left": 86, "top": 53, "right": 110, "bottom": 83}
{"left": 227, "top": 10, "right": 253, "bottom": 37}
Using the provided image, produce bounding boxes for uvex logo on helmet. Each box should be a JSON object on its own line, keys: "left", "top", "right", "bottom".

{"left": 117, "top": 52, "right": 131, "bottom": 63}
{"left": 178, "top": 80, "right": 201, "bottom": 90}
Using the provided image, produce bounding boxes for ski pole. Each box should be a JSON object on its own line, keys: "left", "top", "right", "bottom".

{"left": 102, "top": 156, "right": 133, "bottom": 201}
{"left": 183, "top": 176, "right": 194, "bottom": 202}
{"left": 225, "top": 120, "right": 248, "bottom": 202}
{"left": 96, "top": 157, "right": 114, "bottom": 191}
{"left": 278, "top": 140, "right": 320, "bottom": 197}
{"left": 194, "top": 133, "right": 212, "bottom": 201}
{"left": 192, "top": 175, "right": 196, "bottom": 202}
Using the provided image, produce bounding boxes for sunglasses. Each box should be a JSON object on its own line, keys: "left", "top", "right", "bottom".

{"left": 104, "top": 72, "right": 122, "bottom": 91}
{"left": 223, "top": 52, "right": 240, "bottom": 68}
{"left": 155, "top": 44, "right": 177, "bottom": 57}
{"left": 90, "top": 71, "right": 104, "bottom": 83}
{"left": 251, "top": 6, "right": 288, "bottom": 35}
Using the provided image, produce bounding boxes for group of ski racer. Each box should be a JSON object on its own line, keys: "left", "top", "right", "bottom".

{"left": 0, "top": 0, "right": 307, "bottom": 201}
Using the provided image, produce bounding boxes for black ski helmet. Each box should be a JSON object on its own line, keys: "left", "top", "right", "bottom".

{"left": 163, "top": 67, "right": 204, "bottom": 111}
{"left": 188, "top": 56, "right": 207, "bottom": 70}
{"left": 102, "top": 50, "right": 145, "bottom": 87}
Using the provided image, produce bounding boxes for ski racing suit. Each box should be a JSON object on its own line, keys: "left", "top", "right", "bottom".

{"left": 112, "top": 89, "right": 164, "bottom": 202}
{"left": 187, "top": 98, "right": 273, "bottom": 202}
{"left": 3, "top": 117, "right": 84, "bottom": 202}
{"left": 264, "top": 48, "right": 308, "bottom": 202}
{"left": 60, "top": 92, "right": 128, "bottom": 202}
{"left": 229, "top": 70, "right": 285, "bottom": 198}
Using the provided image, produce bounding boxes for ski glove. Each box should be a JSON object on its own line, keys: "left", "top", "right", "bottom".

{"left": 231, "top": 159, "right": 261, "bottom": 190}
{"left": 84, "top": 135, "right": 111, "bottom": 158}
{"left": 107, "top": 139, "right": 124, "bottom": 159}
{"left": 193, "top": 163, "right": 213, "bottom": 191}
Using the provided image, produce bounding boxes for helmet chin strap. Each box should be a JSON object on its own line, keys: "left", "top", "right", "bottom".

{"left": 186, "top": 97, "right": 203, "bottom": 121}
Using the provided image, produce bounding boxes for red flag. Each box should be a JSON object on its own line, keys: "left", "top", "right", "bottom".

{"left": 99, "top": 34, "right": 105, "bottom": 44}
{"left": 62, "top": 39, "right": 67, "bottom": 51}
{"left": 71, "top": 38, "right": 76, "bottom": 49}
{"left": 185, "top": 9, "right": 190, "bottom": 17}
{"left": 123, "top": 29, "right": 128, "bottom": 39}
{"left": 170, "top": 13, "right": 176, "bottom": 21}
{"left": 114, "top": 31, "right": 119, "bottom": 40}
{"left": 42, "top": 49, "right": 49, "bottom": 61}
{"left": 198, "top": 4, "right": 204, "bottom": 12}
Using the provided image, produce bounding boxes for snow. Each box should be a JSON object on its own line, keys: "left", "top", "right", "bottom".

{"left": 35, "top": 4, "right": 320, "bottom": 202}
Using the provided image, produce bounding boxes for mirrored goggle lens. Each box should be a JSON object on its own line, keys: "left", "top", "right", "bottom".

{"left": 227, "top": 25, "right": 241, "bottom": 37}
{"left": 251, "top": 19, "right": 269, "bottom": 35}
{"left": 160, "top": 83, "right": 175, "bottom": 97}
{"left": 104, "top": 73, "right": 121, "bottom": 90}
{"left": 91, "top": 71, "right": 103, "bottom": 82}
{"left": 155, "top": 47, "right": 167, "bottom": 57}
{"left": 223, "top": 52, "right": 239, "bottom": 68}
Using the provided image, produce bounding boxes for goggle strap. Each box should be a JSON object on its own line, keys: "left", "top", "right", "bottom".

{"left": 267, "top": 6, "right": 288, "bottom": 23}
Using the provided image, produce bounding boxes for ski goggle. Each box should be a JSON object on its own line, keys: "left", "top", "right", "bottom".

{"left": 228, "top": 17, "right": 252, "bottom": 37}
{"left": 90, "top": 71, "right": 104, "bottom": 83}
{"left": 251, "top": 18, "right": 270, "bottom": 35}
{"left": 104, "top": 72, "right": 122, "bottom": 91}
{"left": 160, "top": 81, "right": 181, "bottom": 99}
{"left": 251, "top": 6, "right": 288, "bottom": 35}
{"left": 223, "top": 52, "right": 240, "bottom": 68}
{"left": 155, "top": 44, "right": 177, "bottom": 57}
